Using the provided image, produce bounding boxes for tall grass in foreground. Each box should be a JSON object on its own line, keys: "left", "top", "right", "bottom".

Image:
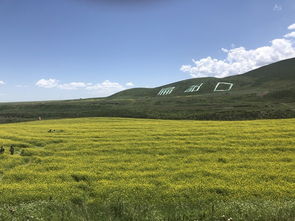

{"left": 0, "top": 118, "right": 294, "bottom": 220}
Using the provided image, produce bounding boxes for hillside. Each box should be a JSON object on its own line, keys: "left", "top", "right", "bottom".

{"left": 0, "top": 58, "right": 295, "bottom": 123}
{"left": 111, "top": 57, "right": 295, "bottom": 99}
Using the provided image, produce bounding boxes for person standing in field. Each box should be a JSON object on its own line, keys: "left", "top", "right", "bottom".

{"left": 9, "top": 145, "right": 14, "bottom": 155}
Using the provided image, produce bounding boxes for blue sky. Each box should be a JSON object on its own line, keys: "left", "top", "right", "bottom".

{"left": 0, "top": 0, "right": 295, "bottom": 102}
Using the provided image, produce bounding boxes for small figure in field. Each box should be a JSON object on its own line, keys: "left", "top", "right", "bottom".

{"left": 48, "top": 129, "right": 52, "bottom": 133}
{"left": 0, "top": 146, "right": 4, "bottom": 154}
{"left": 9, "top": 145, "right": 14, "bottom": 155}
{"left": 38, "top": 116, "right": 42, "bottom": 121}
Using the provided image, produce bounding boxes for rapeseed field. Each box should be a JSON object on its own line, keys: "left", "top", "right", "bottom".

{"left": 0, "top": 118, "right": 294, "bottom": 220}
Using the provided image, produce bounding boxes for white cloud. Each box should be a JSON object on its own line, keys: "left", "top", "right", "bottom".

{"left": 284, "top": 32, "right": 295, "bottom": 38}
{"left": 288, "top": 23, "right": 295, "bottom": 30}
{"left": 35, "top": 78, "right": 126, "bottom": 96}
{"left": 273, "top": 4, "right": 282, "bottom": 11}
{"left": 181, "top": 24, "right": 295, "bottom": 78}
{"left": 126, "top": 82, "right": 135, "bottom": 87}
{"left": 86, "top": 80, "right": 125, "bottom": 90}
{"left": 0, "top": 81, "right": 5, "bottom": 86}
{"left": 36, "top": 78, "right": 59, "bottom": 88}
{"left": 85, "top": 80, "right": 126, "bottom": 96}
{"left": 58, "top": 82, "right": 88, "bottom": 90}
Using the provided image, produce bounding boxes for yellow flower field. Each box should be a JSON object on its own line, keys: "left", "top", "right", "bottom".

{"left": 0, "top": 118, "right": 294, "bottom": 220}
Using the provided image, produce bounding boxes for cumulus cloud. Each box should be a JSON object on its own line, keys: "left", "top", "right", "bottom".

{"left": 126, "top": 82, "right": 135, "bottom": 87}
{"left": 273, "top": 4, "right": 282, "bottom": 11}
{"left": 35, "top": 79, "right": 126, "bottom": 95}
{"left": 181, "top": 24, "right": 295, "bottom": 78}
{"left": 288, "top": 23, "right": 295, "bottom": 30}
{"left": 85, "top": 80, "right": 126, "bottom": 96}
{"left": 36, "top": 79, "right": 59, "bottom": 88}
{"left": 59, "top": 82, "right": 89, "bottom": 90}
{"left": 0, "top": 81, "right": 5, "bottom": 86}
{"left": 86, "top": 80, "right": 125, "bottom": 90}
{"left": 284, "top": 32, "right": 295, "bottom": 38}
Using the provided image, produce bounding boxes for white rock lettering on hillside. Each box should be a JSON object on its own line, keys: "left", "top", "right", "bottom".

{"left": 157, "top": 82, "right": 234, "bottom": 95}
{"left": 214, "top": 82, "right": 234, "bottom": 92}
{"left": 157, "top": 87, "right": 175, "bottom": 96}
{"left": 184, "top": 83, "right": 204, "bottom": 93}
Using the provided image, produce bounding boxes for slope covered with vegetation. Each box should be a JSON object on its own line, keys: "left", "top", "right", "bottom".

{"left": 110, "top": 57, "right": 295, "bottom": 98}
{"left": 0, "top": 117, "right": 294, "bottom": 220}
{"left": 0, "top": 58, "right": 295, "bottom": 123}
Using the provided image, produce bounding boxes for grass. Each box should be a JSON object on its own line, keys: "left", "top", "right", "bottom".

{"left": 0, "top": 117, "right": 294, "bottom": 220}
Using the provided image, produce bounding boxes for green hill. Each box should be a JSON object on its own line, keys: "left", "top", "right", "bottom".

{"left": 111, "top": 57, "right": 295, "bottom": 99}
{"left": 0, "top": 58, "right": 295, "bottom": 123}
